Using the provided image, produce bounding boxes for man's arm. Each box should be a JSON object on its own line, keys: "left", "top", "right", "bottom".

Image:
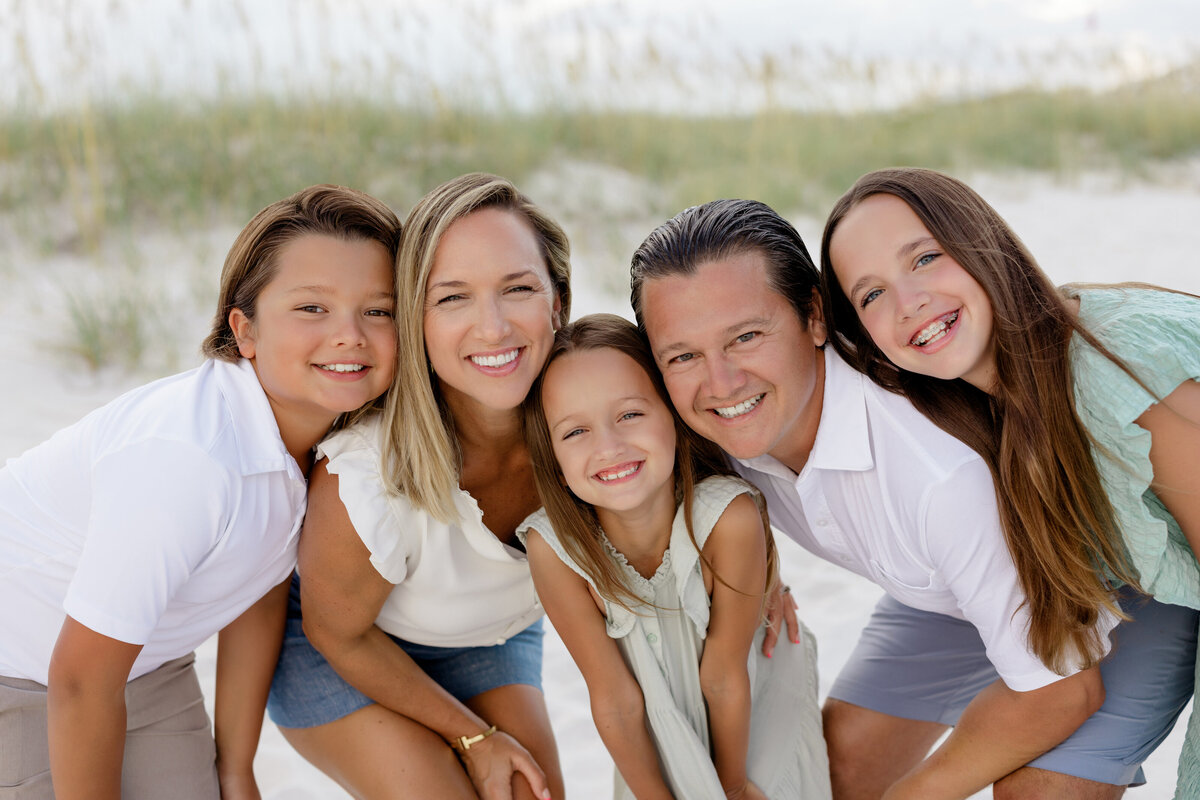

{"left": 883, "top": 668, "right": 1103, "bottom": 800}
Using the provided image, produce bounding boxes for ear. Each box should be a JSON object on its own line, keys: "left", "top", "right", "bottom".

{"left": 806, "top": 287, "right": 828, "bottom": 348}
{"left": 228, "top": 308, "right": 257, "bottom": 359}
{"left": 552, "top": 293, "right": 564, "bottom": 331}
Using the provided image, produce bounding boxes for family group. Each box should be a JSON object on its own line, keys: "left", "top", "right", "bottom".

{"left": 2, "top": 166, "right": 1198, "bottom": 800}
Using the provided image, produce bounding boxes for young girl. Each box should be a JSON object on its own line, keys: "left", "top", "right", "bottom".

{"left": 520, "top": 314, "right": 831, "bottom": 800}
{"left": 819, "top": 166, "right": 1200, "bottom": 796}
{"left": 0, "top": 184, "right": 400, "bottom": 800}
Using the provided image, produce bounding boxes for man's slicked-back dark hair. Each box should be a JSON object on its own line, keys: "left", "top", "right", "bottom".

{"left": 630, "top": 198, "right": 820, "bottom": 330}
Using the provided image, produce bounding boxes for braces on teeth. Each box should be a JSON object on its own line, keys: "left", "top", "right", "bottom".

{"left": 912, "top": 311, "right": 958, "bottom": 346}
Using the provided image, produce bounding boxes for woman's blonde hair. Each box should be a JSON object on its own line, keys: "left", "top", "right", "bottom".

{"left": 203, "top": 184, "right": 402, "bottom": 427}
{"left": 383, "top": 173, "right": 571, "bottom": 521}
{"left": 820, "top": 167, "right": 1150, "bottom": 674}
{"left": 524, "top": 313, "right": 778, "bottom": 612}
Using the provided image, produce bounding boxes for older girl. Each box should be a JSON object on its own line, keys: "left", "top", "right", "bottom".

{"left": 520, "top": 314, "right": 830, "bottom": 800}
{"left": 0, "top": 184, "right": 400, "bottom": 800}
{"left": 267, "top": 174, "right": 569, "bottom": 800}
{"left": 821, "top": 166, "right": 1200, "bottom": 797}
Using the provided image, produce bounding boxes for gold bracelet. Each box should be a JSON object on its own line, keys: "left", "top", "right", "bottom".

{"left": 452, "top": 724, "right": 498, "bottom": 752}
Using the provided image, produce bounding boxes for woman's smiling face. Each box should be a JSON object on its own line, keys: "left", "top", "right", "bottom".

{"left": 829, "top": 193, "right": 998, "bottom": 393}
{"left": 423, "top": 207, "right": 561, "bottom": 415}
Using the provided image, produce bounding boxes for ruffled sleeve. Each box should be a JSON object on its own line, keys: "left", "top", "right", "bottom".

{"left": 1070, "top": 287, "right": 1200, "bottom": 608}
{"left": 316, "top": 416, "right": 412, "bottom": 585}
{"left": 669, "top": 475, "right": 761, "bottom": 640}
{"left": 516, "top": 510, "right": 638, "bottom": 640}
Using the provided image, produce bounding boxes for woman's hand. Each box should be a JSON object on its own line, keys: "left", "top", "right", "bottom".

{"left": 457, "top": 730, "right": 551, "bottom": 800}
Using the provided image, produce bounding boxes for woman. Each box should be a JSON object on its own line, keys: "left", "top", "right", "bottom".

{"left": 268, "top": 173, "right": 570, "bottom": 800}
{"left": 0, "top": 184, "right": 401, "bottom": 799}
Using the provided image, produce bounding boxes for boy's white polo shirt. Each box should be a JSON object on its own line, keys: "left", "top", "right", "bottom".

{"left": 734, "top": 349, "right": 1117, "bottom": 692}
{"left": 0, "top": 358, "right": 307, "bottom": 684}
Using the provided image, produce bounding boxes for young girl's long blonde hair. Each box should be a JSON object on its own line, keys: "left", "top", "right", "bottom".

{"left": 820, "top": 167, "right": 1149, "bottom": 674}
{"left": 524, "top": 314, "right": 778, "bottom": 612}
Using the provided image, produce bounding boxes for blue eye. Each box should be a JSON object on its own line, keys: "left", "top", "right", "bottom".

{"left": 916, "top": 253, "right": 938, "bottom": 268}
{"left": 859, "top": 289, "right": 882, "bottom": 308}
{"left": 735, "top": 331, "right": 757, "bottom": 344}
{"left": 562, "top": 427, "right": 585, "bottom": 440}
{"left": 619, "top": 411, "right": 643, "bottom": 422}
{"left": 670, "top": 352, "right": 694, "bottom": 365}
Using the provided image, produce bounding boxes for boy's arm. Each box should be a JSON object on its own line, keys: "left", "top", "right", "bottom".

{"left": 214, "top": 576, "right": 291, "bottom": 800}
{"left": 525, "top": 529, "right": 673, "bottom": 800}
{"left": 47, "top": 616, "right": 143, "bottom": 800}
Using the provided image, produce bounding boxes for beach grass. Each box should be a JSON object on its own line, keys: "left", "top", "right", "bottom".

{"left": 4, "top": 0, "right": 1199, "bottom": 370}
{"left": 4, "top": 64, "right": 1200, "bottom": 250}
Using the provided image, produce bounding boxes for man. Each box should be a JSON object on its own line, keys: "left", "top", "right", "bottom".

{"left": 629, "top": 199, "right": 1197, "bottom": 799}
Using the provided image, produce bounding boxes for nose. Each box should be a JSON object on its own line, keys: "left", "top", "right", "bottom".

{"left": 331, "top": 312, "right": 368, "bottom": 348}
{"left": 705, "top": 353, "right": 747, "bottom": 401}
{"left": 476, "top": 294, "right": 513, "bottom": 343}
{"left": 896, "top": 282, "right": 930, "bottom": 322}
{"left": 594, "top": 424, "right": 624, "bottom": 459}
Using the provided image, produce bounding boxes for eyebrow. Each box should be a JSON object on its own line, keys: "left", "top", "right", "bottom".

{"left": 897, "top": 236, "right": 939, "bottom": 260}
{"left": 428, "top": 269, "right": 543, "bottom": 292}
{"left": 549, "top": 395, "right": 653, "bottom": 429}
{"left": 285, "top": 285, "right": 394, "bottom": 301}
{"left": 653, "top": 316, "right": 770, "bottom": 361}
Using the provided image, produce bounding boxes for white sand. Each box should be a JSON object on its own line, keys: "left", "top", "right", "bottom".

{"left": 3, "top": 173, "right": 1197, "bottom": 798}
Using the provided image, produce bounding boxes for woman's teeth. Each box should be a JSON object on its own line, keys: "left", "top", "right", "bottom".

{"left": 471, "top": 349, "right": 518, "bottom": 367}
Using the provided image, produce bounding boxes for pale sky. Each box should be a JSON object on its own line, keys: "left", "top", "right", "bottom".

{"left": 5, "top": 0, "right": 1197, "bottom": 112}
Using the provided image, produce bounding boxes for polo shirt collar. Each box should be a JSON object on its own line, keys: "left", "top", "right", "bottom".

{"left": 807, "top": 348, "right": 874, "bottom": 474}
{"left": 734, "top": 347, "right": 874, "bottom": 479}
{"left": 214, "top": 358, "right": 298, "bottom": 477}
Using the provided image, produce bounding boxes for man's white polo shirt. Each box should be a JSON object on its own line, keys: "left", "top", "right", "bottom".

{"left": 734, "top": 349, "right": 1116, "bottom": 691}
{"left": 0, "top": 358, "right": 307, "bottom": 684}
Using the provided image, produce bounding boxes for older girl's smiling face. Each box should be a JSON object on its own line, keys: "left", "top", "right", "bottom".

{"left": 829, "top": 193, "right": 998, "bottom": 393}
{"left": 423, "top": 207, "right": 561, "bottom": 415}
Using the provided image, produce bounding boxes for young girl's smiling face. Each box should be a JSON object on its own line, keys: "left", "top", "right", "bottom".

{"left": 829, "top": 193, "right": 998, "bottom": 392}
{"left": 542, "top": 347, "right": 677, "bottom": 522}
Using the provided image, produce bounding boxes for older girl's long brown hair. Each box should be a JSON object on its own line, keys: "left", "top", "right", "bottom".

{"left": 524, "top": 313, "right": 778, "bottom": 613}
{"left": 820, "top": 167, "right": 1145, "bottom": 675}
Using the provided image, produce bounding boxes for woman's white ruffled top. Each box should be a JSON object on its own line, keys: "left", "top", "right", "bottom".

{"left": 316, "top": 415, "right": 542, "bottom": 648}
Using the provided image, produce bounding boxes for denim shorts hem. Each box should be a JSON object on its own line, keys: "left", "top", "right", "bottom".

{"left": 267, "top": 617, "right": 544, "bottom": 729}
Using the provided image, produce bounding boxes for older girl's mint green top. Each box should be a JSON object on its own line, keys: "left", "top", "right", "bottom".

{"left": 1069, "top": 286, "right": 1200, "bottom": 799}
{"left": 520, "top": 476, "right": 831, "bottom": 800}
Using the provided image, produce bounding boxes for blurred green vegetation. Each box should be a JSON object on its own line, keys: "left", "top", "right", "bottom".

{"left": 4, "top": 61, "right": 1199, "bottom": 253}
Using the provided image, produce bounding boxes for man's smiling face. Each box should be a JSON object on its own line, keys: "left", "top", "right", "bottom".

{"left": 640, "top": 249, "right": 827, "bottom": 473}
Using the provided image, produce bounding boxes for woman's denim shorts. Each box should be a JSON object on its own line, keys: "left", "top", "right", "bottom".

{"left": 267, "top": 576, "right": 544, "bottom": 729}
